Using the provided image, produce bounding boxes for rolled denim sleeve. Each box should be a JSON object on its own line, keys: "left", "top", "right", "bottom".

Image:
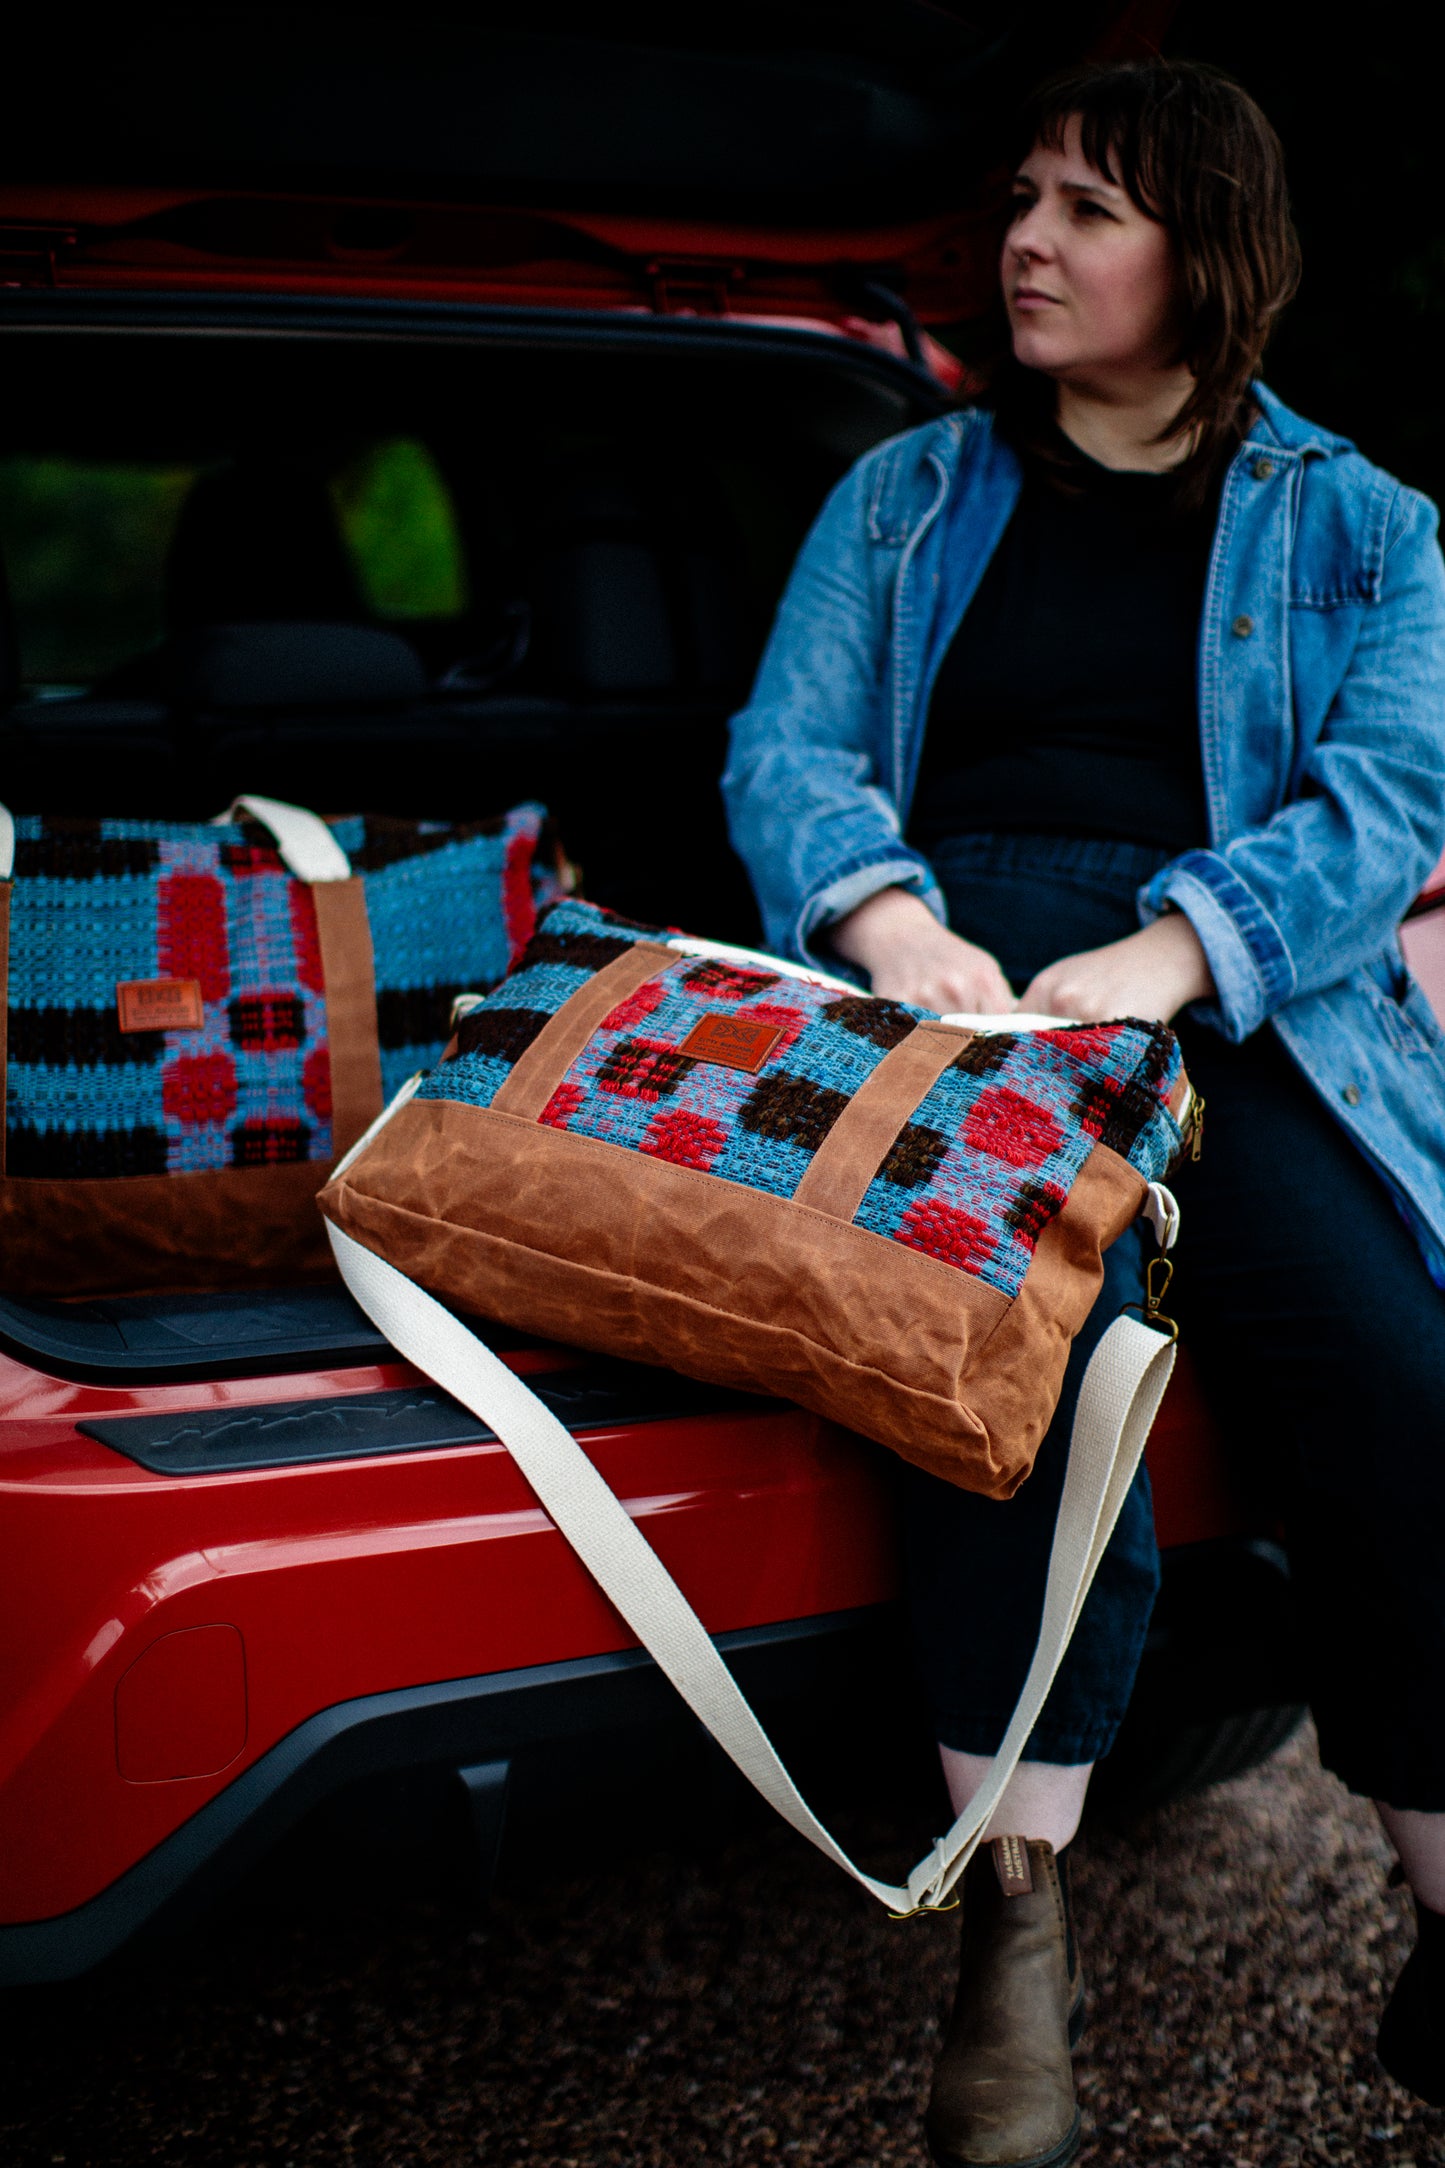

{"left": 722, "top": 445, "right": 943, "bottom": 965}
{"left": 1141, "top": 485, "right": 1445, "bottom": 1040}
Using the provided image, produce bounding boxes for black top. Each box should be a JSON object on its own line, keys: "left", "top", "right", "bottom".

{"left": 910, "top": 431, "right": 1214, "bottom": 853}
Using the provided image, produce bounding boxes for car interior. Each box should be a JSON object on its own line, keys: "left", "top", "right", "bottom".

{"left": 0, "top": 315, "right": 945, "bottom": 1374}
{"left": 0, "top": 325, "right": 941, "bottom": 922}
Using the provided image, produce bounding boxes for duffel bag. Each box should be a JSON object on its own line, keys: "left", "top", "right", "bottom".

{"left": 0, "top": 793, "right": 563, "bottom": 1296}
{"left": 320, "top": 896, "right": 1193, "bottom": 1913}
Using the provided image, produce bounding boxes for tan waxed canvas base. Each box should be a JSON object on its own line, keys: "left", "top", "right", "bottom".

{"left": 321, "top": 1095, "right": 1146, "bottom": 1496}
{"left": 0, "top": 1160, "right": 336, "bottom": 1298}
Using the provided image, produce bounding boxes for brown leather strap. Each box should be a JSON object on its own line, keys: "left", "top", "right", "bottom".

{"left": 313, "top": 878, "right": 384, "bottom": 1162}
{"left": 791, "top": 1020, "right": 966, "bottom": 1224}
{"left": 0, "top": 881, "right": 9, "bottom": 1178}
{"left": 492, "top": 942, "right": 675, "bottom": 1120}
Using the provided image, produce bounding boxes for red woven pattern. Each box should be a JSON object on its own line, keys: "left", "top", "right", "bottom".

{"left": 161, "top": 1053, "right": 239, "bottom": 1128}
{"left": 158, "top": 873, "right": 230, "bottom": 1002}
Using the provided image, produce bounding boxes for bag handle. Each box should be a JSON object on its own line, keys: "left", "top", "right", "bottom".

{"left": 0, "top": 796, "right": 347, "bottom": 885}
{"left": 326, "top": 1215, "right": 1175, "bottom": 1915}
{"left": 213, "top": 794, "right": 351, "bottom": 883}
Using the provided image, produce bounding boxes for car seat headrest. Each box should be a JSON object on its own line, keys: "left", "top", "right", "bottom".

{"left": 170, "top": 623, "right": 427, "bottom": 711}
{"left": 167, "top": 465, "right": 364, "bottom": 629}
{"left": 529, "top": 456, "right": 743, "bottom": 700}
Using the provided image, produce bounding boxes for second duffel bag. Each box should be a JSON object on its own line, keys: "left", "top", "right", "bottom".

{"left": 0, "top": 792, "right": 563, "bottom": 1295}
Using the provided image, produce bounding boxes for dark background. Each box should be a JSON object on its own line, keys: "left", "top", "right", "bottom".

{"left": 1168, "top": 3, "right": 1440, "bottom": 505}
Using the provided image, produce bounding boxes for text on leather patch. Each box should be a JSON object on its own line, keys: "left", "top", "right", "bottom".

{"left": 678, "top": 1014, "right": 783, "bottom": 1073}
{"left": 116, "top": 978, "right": 206, "bottom": 1033}
{"left": 991, "top": 1834, "right": 1033, "bottom": 1897}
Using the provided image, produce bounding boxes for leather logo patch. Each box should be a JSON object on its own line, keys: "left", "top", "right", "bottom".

{"left": 678, "top": 1014, "right": 783, "bottom": 1074}
{"left": 116, "top": 978, "right": 206, "bottom": 1034}
{"left": 991, "top": 1834, "right": 1034, "bottom": 1897}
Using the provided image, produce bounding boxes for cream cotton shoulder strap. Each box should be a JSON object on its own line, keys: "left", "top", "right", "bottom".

{"left": 326, "top": 1214, "right": 1175, "bottom": 1915}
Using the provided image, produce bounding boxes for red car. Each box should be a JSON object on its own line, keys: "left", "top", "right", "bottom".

{"left": 3, "top": 1, "right": 1436, "bottom": 1983}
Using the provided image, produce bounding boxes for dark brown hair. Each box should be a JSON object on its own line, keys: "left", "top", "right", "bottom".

{"left": 990, "top": 58, "right": 1301, "bottom": 506}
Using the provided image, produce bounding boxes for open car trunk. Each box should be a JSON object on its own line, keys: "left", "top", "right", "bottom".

{"left": 0, "top": 299, "right": 947, "bottom": 1373}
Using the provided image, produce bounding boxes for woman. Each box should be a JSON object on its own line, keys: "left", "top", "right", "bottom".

{"left": 723, "top": 58, "right": 1445, "bottom": 2168}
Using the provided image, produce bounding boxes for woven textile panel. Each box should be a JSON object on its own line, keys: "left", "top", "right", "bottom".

{"left": 419, "top": 899, "right": 1185, "bottom": 1302}
{"left": 7, "top": 806, "right": 558, "bottom": 1180}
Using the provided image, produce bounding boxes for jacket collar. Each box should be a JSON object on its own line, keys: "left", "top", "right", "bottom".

{"left": 949, "top": 385, "right": 1354, "bottom": 467}
{"left": 1248, "top": 383, "right": 1355, "bottom": 459}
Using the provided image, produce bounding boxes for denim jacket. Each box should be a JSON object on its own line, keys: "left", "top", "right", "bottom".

{"left": 722, "top": 389, "right": 1445, "bottom": 1283}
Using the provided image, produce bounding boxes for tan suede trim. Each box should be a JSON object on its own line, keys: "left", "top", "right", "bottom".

{"left": 791, "top": 1020, "right": 966, "bottom": 1222}
{"left": 313, "top": 878, "right": 384, "bottom": 1161}
{"left": 0, "top": 880, "right": 10, "bottom": 1179}
{"left": 960, "top": 1142, "right": 1147, "bottom": 1481}
{"left": 323, "top": 1097, "right": 1090, "bottom": 1494}
{"left": 491, "top": 942, "right": 675, "bottom": 1118}
{"left": 0, "top": 1160, "right": 335, "bottom": 1299}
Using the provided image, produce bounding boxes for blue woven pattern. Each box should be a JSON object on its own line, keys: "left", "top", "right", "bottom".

{"left": 852, "top": 1023, "right": 1181, "bottom": 1294}
{"left": 423, "top": 900, "right": 1184, "bottom": 1301}
{"left": 6, "top": 806, "right": 558, "bottom": 1179}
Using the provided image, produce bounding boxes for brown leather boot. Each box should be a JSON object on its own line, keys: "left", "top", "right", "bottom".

{"left": 924, "top": 1836, "right": 1084, "bottom": 2168}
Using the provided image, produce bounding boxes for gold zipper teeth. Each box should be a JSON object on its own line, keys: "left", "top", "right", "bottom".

{"left": 1186, "top": 1088, "right": 1206, "bottom": 1162}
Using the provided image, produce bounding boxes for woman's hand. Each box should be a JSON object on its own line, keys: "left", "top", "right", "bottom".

{"left": 831, "top": 887, "right": 1017, "bottom": 1013}
{"left": 1019, "top": 912, "right": 1214, "bottom": 1024}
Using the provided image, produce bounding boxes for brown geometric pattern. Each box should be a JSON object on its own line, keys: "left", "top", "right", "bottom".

{"left": 953, "top": 1033, "right": 1016, "bottom": 1078}
{"left": 739, "top": 1071, "right": 850, "bottom": 1149}
{"left": 879, "top": 1121, "right": 950, "bottom": 1190}
{"left": 821, "top": 994, "right": 918, "bottom": 1050}
{"left": 456, "top": 1007, "right": 551, "bottom": 1063}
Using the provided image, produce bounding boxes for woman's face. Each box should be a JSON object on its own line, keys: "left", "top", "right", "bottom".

{"left": 1003, "top": 117, "right": 1182, "bottom": 383}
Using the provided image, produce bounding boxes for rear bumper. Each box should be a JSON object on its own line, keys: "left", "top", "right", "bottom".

{"left": 0, "top": 1382, "right": 898, "bottom": 1927}
{"left": 0, "top": 1606, "right": 887, "bottom": 1985}
{"left": 0, "top": 1528, "right": 1307, "bottom": 1987}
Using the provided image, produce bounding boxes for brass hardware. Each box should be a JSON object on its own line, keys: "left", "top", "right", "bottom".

{"left": 888, "top": 1892, "right": 961, "bottom": 1922}
{"left": 1124, "top": 1254, "right": 1179, "bottom": 1342}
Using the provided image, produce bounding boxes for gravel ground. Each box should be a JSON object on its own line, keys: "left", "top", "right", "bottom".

{"left": 3, "top": 1722, "right": 1442, "bottom": 2168}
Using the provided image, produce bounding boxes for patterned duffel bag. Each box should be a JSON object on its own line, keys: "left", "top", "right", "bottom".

{"left": 319, "top": 896, "right": 1195, "bottom": 1914}
{"left": 0, "top": 793, "right": 563, "bottom": 1295}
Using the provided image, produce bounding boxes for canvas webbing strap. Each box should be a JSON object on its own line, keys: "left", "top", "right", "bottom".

{"left": 791, "top": 1021, "right": 963, "bottom": 1222}
{"left": 491, "top": 944, "right": 675, "bottom": 1119}
{"left": 326, "top": 1218, "right": 1175, "bottom": 1915}
{"left": 217, "top": 794, "right": 352, "bottom": 883}
{"left": 312, "top": 883, "right": 385, "bottom": 1158}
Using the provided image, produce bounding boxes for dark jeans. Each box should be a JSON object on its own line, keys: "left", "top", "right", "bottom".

{"left": 906, "top": 832, "right": 1445, "bottom": 1809}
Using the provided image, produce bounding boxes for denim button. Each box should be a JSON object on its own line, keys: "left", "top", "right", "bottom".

{"left": 1342, "top": 1083, "right": 1362, "bottom": 1106}
{"left": 1253, "top": 457, "right": 1276, "bottom": 480}
{"left": 1232, "top": 614, "right": 1254, "bottom": 638}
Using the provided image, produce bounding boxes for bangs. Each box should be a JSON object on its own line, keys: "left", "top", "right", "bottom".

{"left": 1028, "top": 80, "right": 1170, "bottom": 224}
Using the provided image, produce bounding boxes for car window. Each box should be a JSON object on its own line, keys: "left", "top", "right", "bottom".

{"left": 0, "top": 455, "right": 204, "bottom": 693}
{"left": 329, "top": 436, "right": 470, "bottom": 621}
{"left": 0, "top": 436, "right": 469, "bottom": 693}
